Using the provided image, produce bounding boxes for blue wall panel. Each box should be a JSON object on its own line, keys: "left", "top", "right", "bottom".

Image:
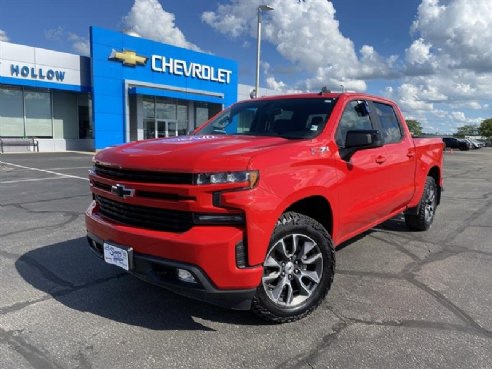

{"left": 90, "top": 27, "right": 238, "bottom": 149}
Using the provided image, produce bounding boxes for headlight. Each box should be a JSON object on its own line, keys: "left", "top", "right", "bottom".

{"left": 195, "top": 170, "right": 259, "bottom": 188}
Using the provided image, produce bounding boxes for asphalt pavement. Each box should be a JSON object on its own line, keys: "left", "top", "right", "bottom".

{"left": 0, "top": 149, "right": 491, "bottom": 369}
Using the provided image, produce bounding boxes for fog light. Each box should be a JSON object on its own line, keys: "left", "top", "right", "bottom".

{"left": 177, "top": 269, "right": 197, "bottom": 284}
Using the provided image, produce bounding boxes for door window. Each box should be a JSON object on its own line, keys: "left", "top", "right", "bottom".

{"left": 373, "top": 102, "right": 403, "bottom": 144}
{"left": 335, "top": 100, "right": 374, "bottom": 147}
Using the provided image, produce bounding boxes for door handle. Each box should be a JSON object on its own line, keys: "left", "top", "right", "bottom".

{"left": 407, "top": 151, "right": 415, "bottom": 158}
{"left": 375, "top": 155, "right": 386, "bottom": 164}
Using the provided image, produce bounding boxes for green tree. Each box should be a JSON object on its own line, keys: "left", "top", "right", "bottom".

{"left": 454, "top": 124, "right": 479, "bottom": 138}
{"left": 406, "top": 119, "right": 423, "bottom": 136}
{"left": 479, "top": 119, "right": 492, "bottom": 138}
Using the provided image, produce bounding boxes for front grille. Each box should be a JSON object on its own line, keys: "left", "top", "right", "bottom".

{"left": 92, "top": 181, "right": 112, "bottom": 192}
{"left": 91, "top": 181, "right": 195, "bottom": 202}
{"left": 96, "top": 195, "right": 194, "bottom": 232}
{"left": 95, "top": 164, "right": 193, "bottom": 184}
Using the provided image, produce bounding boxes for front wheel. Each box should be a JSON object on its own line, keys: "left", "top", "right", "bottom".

{"left": 405, "top": 176, "right": 438, "bottom": 231}
{"left": 252, "top": 212, "right": 335, "bottom": 323}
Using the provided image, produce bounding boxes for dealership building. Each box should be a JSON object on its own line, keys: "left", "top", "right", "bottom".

{"left": 0, "top": 27, "right": 267, "bottom": 152}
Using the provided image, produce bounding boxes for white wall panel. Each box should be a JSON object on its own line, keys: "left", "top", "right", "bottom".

{"left": 0, "top": 41, "right": 90, "bottom": 88}
{"left": 0, "top": 42, "right": 35, "bottom": 63}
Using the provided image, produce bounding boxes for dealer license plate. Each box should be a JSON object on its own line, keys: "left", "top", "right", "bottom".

{"left": 103, "top": 242, "right": 132, "bottom": 271}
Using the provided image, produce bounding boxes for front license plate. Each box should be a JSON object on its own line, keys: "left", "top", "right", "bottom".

{"left": 103, "top": 242, "right": 132, "bottom": 271}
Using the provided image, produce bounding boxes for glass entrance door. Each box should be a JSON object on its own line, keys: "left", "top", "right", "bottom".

{"left": 141, "top": 96, "right": 191, "bottom": 139}
{"left": 157, "top": 120, "right": 178, "bottom": 138}
{"left": 144, "top": 119, "right": 178, "bottom": 139}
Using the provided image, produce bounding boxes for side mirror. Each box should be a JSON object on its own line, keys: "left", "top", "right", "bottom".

{"left": 354, "top": 102, "right": 370, "bottom": 117}
{"left": 345, "top": 130, "right": 383, "bottom": 149}
{"left": 340, "top": 130, "right": 383, "bottom": 161}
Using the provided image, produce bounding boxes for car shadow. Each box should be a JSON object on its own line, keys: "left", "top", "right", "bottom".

{"left": 335, "top": 214, "right": 411, "bottom": 251}
{"left": 375, "top": 214, "right": 413, "bottom": 233}
{"left": 15, "top": 237, "right": 269, "bottom": 331}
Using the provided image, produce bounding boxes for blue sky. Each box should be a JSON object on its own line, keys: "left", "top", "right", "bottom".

{"left": 1, "top": 0, "right": 491, "bottom": 134}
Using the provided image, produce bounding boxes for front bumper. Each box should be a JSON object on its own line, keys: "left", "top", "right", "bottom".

{"left": 87, "top": 233, "right": 257, "bottom": 310}
{"left": 85, "top": 203, "right": 263, "bottom": 310}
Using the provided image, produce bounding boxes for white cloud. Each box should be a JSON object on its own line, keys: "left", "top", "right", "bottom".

{"left": 411, "top": 0, "right": 492, "bottom": 72}
{"left": 45, "top": 26, "right": 64, "bottom": 41}
{"left": 449, "top": 101, "right": 482, "bottom": 110}
{"left": 266, "top": 76, "right": 287, "bottom": 91}
{"left": 451, "top": 111, "right": 466, "bottom": 123}
{"left": 390, "top": 0, "right": 492, "bottom": 132}
{"left": 393, "top": 83, "right": 435, "bottom": 112}
{"left": 123, "top": 0, "right": 200, "bottom": 51}
{"left": 202, "top": 0, "right": 492, "bottom": 133}
{"left": 201, "top": 9, "right": 247, "bottom": 39}
{"left": 68, "top": 33, "right": 90, "bottom": 56}
{"left": 202, "top": 0, "right": 396, "bottom": 91}
{"left": 405, "top": 38, "right": 433, "bottom": 66}
{"left": 430, "top": 109, "right": 448, "bottom": 119}
{"left": 0, "top": 29, "right": 9, "bottom": 42}
{"left": 42, "top": 27, "right": 90, "bottom": 56}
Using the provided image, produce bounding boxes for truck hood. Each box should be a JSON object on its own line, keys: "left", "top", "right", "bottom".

{"left": 94, "top": 135, "right": 291, "bottom": 172}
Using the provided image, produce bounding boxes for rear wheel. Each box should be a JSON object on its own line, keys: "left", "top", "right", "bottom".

{"left": 252, "top": 212, "right": 335, "bottom": 323}
{"left": 405, "top": 176, "right": 438, "bottom": 231}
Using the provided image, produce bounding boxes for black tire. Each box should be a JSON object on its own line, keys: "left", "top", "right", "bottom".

{"left": 252, "top": 211, "right": 335, "bottom": 323}
{"left": 404, "top": 176, "right": 438, "bottom": 231}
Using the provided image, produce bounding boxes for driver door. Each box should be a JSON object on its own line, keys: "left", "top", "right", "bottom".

{"left": 334, "top": 100, "right": 389, "bottom": 240}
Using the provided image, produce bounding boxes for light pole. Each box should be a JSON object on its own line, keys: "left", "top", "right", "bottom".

{"left": 255, "top": 4, "right": 274, "bottom": 98}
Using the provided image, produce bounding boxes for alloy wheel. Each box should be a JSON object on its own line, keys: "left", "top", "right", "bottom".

{"left": 262, "top": 233, "right": 323, "bottom": 307}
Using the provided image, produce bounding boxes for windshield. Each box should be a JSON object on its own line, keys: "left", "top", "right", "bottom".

{"left": 195, "top": 98, "right": 336, "bottom": 139}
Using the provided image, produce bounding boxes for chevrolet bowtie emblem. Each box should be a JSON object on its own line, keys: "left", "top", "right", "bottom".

{"left": 111, "top": 184, "right": 135, "bottom": 198}
{"left": 109, "top": 49, "right": 148, "bottom": 67}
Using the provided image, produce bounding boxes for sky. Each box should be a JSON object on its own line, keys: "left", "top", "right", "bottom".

{"left": 1, "top": 0, "right": 491, "bottom": 134}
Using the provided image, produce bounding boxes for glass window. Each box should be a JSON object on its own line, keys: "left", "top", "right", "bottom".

{"left": 237, "top": 108, "right": 257, "bottom": 133}
{"left": 143, "top": 97, "right": 155, "bottom": 118}
{"left": 194, "top": 102, "right": 222, "bottom": 128}
{"left": 195, "top": 103, "right": 209, "bottom": 128}
{"left": 25, "top": 89, "right": 52, "bottom": 137}
{"left": 373, "top": 102, "right": 403, "bottom": 144}
{"left": 0, "top": 86, "right": 24, "bottom": 137}
{"left": 197, "top": 98, "right": 335, "bottom": 139}
{"left": 143, "top": 118, "right": 156, "bottom": 139}
{"left": 177, "top": 104, "right": 188, "bottom": 135}
{"left": 155, "top": 98, "right": 176, "bottom": 120}
{"left": 335, "top": 100, "right": 373, "bottom": 147}
{"left": 78, "top": 106, "right": 92, "bottom": 139}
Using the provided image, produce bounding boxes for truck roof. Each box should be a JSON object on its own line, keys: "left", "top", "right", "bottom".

{"left": 249, "top": 92, "right": 396, "bottom": 104}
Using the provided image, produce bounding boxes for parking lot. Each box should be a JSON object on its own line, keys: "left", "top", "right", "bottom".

{"left": 0, "top": 149, "right": 491, "bottom": 369}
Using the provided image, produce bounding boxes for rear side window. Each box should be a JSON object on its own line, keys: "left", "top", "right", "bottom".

{"left": 335, "top": 100, "right": 374, "bottom": 147}
{"left": 373, "top": 102, "right": 403, "bottom": 144}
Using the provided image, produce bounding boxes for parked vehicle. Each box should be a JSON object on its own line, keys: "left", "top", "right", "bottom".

{"left": 467, "top": 139, "right": 483, "bottom": 149}
{"left": 86, "top": 92, "right": 444, "bottom": 323}
{"left": 442, "top": 137, "right": 470, "bottom": 150}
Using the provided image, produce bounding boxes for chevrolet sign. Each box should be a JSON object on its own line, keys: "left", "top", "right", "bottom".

{"left": 109, "top": 49, "right": 148, "bottom": 67}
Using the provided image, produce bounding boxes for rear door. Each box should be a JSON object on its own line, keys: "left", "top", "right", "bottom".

{"left": 369, "top": 101, "right": 416, "bottom": 216}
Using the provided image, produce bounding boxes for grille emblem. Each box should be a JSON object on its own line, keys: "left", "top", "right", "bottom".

{"left": 111, "top": 184, "right": 135, "bottom": 198}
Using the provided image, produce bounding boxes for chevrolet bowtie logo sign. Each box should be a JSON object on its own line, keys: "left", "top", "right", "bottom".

{"left": 109, "top": 49, "right": 148, "bottom": 67}
{"left": 111, "top": 184, "right": 135, "bottom": 198}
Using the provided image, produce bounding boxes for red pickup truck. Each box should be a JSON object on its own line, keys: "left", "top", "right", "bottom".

{"left": 86, "top": 92, "right": 444, "bottom": 322}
